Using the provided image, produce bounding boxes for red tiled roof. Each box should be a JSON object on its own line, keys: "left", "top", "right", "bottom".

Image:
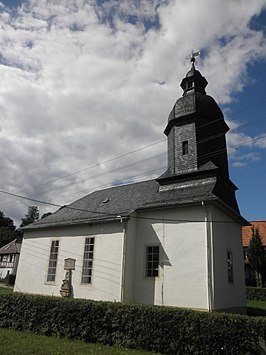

{"left": 242, "top": 221, "right": 266, "bottom": 247}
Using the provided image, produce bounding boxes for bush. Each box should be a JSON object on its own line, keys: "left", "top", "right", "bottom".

{"left": 246, "top": 286, "right": 266, "bottom": 301}
{"left": 0, "top": 293, "right": 266, "bottom": 354}
{"left": 4, "top": 274, "right": 16, "bottom": 286}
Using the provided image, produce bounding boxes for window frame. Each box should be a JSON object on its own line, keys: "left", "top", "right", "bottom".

{"left": 145, "top": 245, "right": 160, "bottom": 278}
{"left": 81, "top": 237, "right": 95, "bottom": 285}
{"left": 46, "top": 239, "right": 60, "bottom": 283}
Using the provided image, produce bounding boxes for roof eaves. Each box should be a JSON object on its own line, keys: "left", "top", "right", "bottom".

{"left": 22, "top": 215, "right": 131, "bottom": 231}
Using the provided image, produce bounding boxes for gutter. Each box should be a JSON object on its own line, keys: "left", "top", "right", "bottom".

{"left": 21, "top": 215, "right": 130, "bottom": 232}
{"left": 202, "top": 201, "right": 214, "bottom": 312}
{"left": 119, "top": 217, "right": 128, "bottom": 302}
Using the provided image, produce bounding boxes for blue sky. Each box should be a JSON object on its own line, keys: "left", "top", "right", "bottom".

{"left": 0, "top": 0, "right": 265, "bottom": 225}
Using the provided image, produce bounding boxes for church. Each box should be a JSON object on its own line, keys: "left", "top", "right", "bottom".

{"left": 15, "top": 56, "right": 247, "bottom": 313}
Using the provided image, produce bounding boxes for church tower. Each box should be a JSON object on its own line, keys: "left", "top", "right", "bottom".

{"left": 157, "top": 54, "right": 240, "bottom": 214}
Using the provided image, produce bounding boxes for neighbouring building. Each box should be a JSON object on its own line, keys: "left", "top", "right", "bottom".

{"left": 242, "top": 221, "right": 266, "bottom": 286}
{"left": 15, "top": 56, "right": 247, "bottom": 313}
{"left": 0, "top": 239, "right": 21, "bottom": 279}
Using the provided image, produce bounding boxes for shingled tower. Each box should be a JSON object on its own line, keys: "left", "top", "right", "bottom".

{"left": 157, "top": 54, "right": 239, "bottom": 213}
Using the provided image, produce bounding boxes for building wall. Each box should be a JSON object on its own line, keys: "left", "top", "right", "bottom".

{"left": 15, "top": 222, "right": 124, "bottom": 301}
{"left": 0, "top": 266, "right": 13, "bottom": 278}
{"left": 15, "top": 204, "right": 246, "bottom": 312}
{"left": 0, "top": 254, "right": 19, "bottom": 278}
{"left": 133, "top": 205, "right": 209, "bottom": 310}
{"left": 211, "top": 206, "right": 246, "bottom": 312}
{"left": 123, "top": 216, "right": 137, "bottom": 302}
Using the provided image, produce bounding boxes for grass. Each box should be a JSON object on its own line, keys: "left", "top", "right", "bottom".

{"left": 247, "top": 299, "right": 266, "bottom": 316}
{"left": 0, "top": 328, "right": 156, "bottom": 355}
{"left": 0, "top": 285, "right": 13, "bottom": 295}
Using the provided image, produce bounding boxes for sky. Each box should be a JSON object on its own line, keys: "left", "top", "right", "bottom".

{"left": 0, "top": 0, "right": 265, "bottom": 226}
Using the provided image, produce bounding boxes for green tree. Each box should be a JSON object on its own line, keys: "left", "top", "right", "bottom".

{"left": 0, "top": 211, "right": 16, "bottom": 248}
{"left": 20, "top": 206, "right": 40, "bottom": 228}
{"left": 247, "top": 226, "right": 265, "bottom": 288}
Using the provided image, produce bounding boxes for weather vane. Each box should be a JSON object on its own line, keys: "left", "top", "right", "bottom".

{"left": 187, "top": 50, "right": 200, "bottom": 64}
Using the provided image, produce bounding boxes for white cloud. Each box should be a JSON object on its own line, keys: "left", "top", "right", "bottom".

{"left": 254, "top": 133, "right": 266, "bottom": 148}
{"left": 0, "top": 0, "right": 265, "bottom": 224}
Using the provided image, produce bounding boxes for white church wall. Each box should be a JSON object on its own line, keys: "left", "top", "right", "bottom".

{"left": 211, "top": 206, "right": 246, "bottom": 311}
{"left": 123, "top": 216, "right": 137, "bottom": 302}
{"left": 133, "top": 205, "right": 209, "bottom": 310}
{"left": 15, "top": 222, "right": 124, "bottom": 301}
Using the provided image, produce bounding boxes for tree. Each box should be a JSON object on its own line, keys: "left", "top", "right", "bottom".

{"left": 20, "top": 206, "right": 40, "bottom": 228}
{"left": 247, "top": 226, "right": 265, "bottom": 288}
{"left": 0, "top": 211, "right": 16, "bottom": 248}
{"left": 41, "top": 212, "right": 52, "bottom": 219}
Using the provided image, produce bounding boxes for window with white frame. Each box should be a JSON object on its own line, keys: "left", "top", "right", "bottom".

{"left": 81, "top": 237, "right": 95, "bottom": 284}
{"left": 227, "top": 250, "right": 234, "bottom": 283}
{"left": 146, "top": 246, "right": 159, "bottom": 277}
{"left": 47, "top": 240, "right": 59, "bottom": 282}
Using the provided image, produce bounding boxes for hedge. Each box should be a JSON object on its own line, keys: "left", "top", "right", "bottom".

{"left": 0, "top": 293, "right": 266, "bottom": 354}
{"left": 246, "top": 286, "right": 266, "bottom": 301}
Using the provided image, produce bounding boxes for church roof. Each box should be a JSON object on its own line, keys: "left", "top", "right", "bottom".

{"left": 23, "top": 177, "right": 230, "bottom": 230}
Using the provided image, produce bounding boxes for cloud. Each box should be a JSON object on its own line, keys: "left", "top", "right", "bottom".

{"left": 254, "top": 133, "right": 266, "bottom": 148}
{"left": 0, "top": 0, "right": 265, "bottom": 224}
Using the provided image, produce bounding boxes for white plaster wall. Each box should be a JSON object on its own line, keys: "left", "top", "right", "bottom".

{"left": 211, "top": 206, "right": 246, "bottom": 311}
{"left": 133, "top": 205, "right": 209, "bottom": 310}
{"left": 123, "top": 216, "right": 137, "bottom": 302}
{"left": 15, "top": 222, "right": 124, "bottom": 301}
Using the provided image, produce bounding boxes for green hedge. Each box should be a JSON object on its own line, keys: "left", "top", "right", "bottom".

{"left": 0, "top": 293, "right": 266, "bottom": 354}
{"left": 246, "top": 287, "right": 266, "bottom": 301}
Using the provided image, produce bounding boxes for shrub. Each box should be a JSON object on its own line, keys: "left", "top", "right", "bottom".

{"left": 0, "top": 293, "right": 266, "bottom": 354}
{"left": 4, "top": 274, "right": 16, "bottom": 286}
{"left": 246, "top": 286, "right": 266, "bottom": 301}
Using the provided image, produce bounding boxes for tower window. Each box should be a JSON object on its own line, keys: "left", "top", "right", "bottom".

{"left": 186, "top": 81, "right": 194, "bottom": 89}
{"left": 182, "top": 141, "right": 189, "bottom": 155}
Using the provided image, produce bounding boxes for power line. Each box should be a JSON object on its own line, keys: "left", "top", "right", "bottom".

{"left": 0, "top": 188, "right": 243, "bottom": 224}
{"left": 4, "top": 121, "right": 265, "bottom": 206}
{"left": 35, "top": 153, "right": 166, "bottom": 196}
{"left": 54, "top": 166, "right": 166, "bottom": 200}
{"left": 227, "top": 99, "right": 266, "bottom": 116}
{"left": 52, "top": 130, "right": 266, "bottom": 200}
{"left": 16, "top": 114, "right": 266, "bottom": 198}
{"left": 17, "top": 138, "right": 166, "bottom": 194}
{"left": 16, "top": 100, "right": 266, "bottom": 195}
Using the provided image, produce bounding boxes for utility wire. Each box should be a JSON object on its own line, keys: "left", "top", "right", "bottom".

{"left": 0, "top": 189, "right": 243, "bottom": 224}
{"left": 50, "top": 130, "right": 266, "bottom": 199}
{"left": 54, "top": 166, "right": 166, "bottom": 200}
{"left": 17, "top": 102, "right": 266, "bottom": 195}
{"left": 16, "top": 114, "right": 266, "bottom": 198}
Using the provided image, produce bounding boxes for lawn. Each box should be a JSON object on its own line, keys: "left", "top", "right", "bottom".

{"left": 0, "top": 285, "right": 13, "bottom": 294}
{"left": 247, "top": 299, "right": 266, "bottom": 316}
{"left": 0, "top": 328, "right": 156, "bottom": 355}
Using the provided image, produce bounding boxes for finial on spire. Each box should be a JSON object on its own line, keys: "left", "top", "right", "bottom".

{"left": 187, "top": 50, "right": 200, "bottom": 64}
